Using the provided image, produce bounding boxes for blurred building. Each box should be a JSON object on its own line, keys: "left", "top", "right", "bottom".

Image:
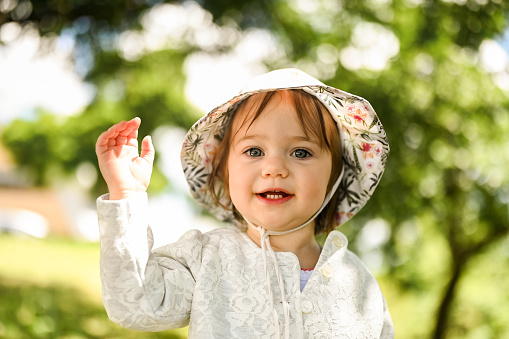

{"left": 0, "top": 141, "right": 71, "bottom": 238}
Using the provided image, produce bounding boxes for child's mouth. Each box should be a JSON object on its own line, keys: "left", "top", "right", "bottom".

{"left": 259, "top": 190, "right": 290, "bottom": 200}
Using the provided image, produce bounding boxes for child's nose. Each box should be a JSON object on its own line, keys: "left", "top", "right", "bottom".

{"left": 261, "top": 156, "right": 289, "bottom": 178}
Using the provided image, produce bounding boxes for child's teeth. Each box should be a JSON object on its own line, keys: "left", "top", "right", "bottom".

{"left": 267, "top": 194, "right": 283, "bottom": 199}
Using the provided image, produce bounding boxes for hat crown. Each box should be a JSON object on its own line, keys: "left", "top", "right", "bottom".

{"left": 239, "top": 69, "right": 325, "bottom": 94}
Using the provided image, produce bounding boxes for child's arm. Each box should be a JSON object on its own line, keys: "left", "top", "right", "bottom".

{"left": 97, "top": 194, "right": 197, "bottom": 331}
{"left": 96, "top": 117, "right": 154, "bottom": 200}
{"left": 96, "top": 119, "right": 195, "bottom": 330}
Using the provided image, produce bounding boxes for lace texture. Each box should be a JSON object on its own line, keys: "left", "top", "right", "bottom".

{"left": 97, "top": 194, "right": 395, "bottom": 338}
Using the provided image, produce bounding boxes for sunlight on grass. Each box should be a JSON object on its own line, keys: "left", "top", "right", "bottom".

{"left": 0, "top": 234, "right": 188, "bottom": 339}
{"left": 0, "top": 234, "right": 102, "bottom": 301}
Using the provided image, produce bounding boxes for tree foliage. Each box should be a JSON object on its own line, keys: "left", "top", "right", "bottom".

{"left": 1, "top": 46, "right": 199, "bottom": 195}
{"left": 1, "top": 0, "right": 509, "bottom": 338}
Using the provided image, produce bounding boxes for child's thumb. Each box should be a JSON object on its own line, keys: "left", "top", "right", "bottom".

{"left": 141, "top": 135, "right": 155, "bottom": 164}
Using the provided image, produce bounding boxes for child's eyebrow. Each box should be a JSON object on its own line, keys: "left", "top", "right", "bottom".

{"left": 234, "top": 133, "right": 320, "bottom": 146}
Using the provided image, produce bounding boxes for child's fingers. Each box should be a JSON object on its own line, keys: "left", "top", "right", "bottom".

{"left": 96, "top": 129, "right": 116, "bottom": 154}
{"left": 105, "top": 118, "right": 139, "bottom": 140}
{"left": 140, "top": 135, "right": 155, "bottom": 165}
{"left": 114, "top": 119, "right": 141, "bottom": 147}
{"left": 124, "top": 117, "right": 141, "bottom": 133}
{"left": 97, "top": 121, "right": 126, "bottom": 148}
{"left": 96, "top": 118, "right": 142, "bottom": 154}
{"left": 118, "top": 118, "right": 141, "bottom": 137}
{"left": 125, "top": 127, "right": 139, "bottom": 147}
{"left": 125, "top": 118, "right": 141, "bottom": 147}
{"left": 107, "top": 120, "right": 127, "bottom": 139}
{"left": 115, "top": 136, "right": 129, "bottom": 146}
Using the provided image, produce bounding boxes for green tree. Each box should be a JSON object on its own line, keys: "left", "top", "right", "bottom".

{"left": 1, "top": 47, "right": 199, "bottom": 195}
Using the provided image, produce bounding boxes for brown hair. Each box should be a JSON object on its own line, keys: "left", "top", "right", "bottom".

{"left": 208, "top": 89, "right": 342, "bottom": 234}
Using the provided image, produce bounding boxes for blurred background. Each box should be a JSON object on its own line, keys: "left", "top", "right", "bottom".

{"left": 0, "top": 0, "right": 508, "bottom": 338}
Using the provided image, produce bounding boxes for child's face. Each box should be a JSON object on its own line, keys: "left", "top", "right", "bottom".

{"left": 227, "top": 91, "right": 333, "bottom": 232}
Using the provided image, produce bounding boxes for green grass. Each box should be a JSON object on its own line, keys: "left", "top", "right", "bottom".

{"left": 0, "top": 234, "right": 188, "bottom": 339}
{"left": 5, "top": 231, "right": 508, "bottom": 339}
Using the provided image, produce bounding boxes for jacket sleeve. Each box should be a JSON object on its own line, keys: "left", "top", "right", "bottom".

{"left": 97, "top": 193, "right": 202, "bottom": 331}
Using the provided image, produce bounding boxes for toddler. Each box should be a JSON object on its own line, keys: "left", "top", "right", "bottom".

{"left": 96, "top": 68, "right": 394, "bottom": 338}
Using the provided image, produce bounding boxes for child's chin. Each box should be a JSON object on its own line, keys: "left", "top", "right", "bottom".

{"left": 256, "top": 218, "right": 312, "bottom": 232}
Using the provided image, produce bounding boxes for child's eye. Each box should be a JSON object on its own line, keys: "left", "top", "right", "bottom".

{"left": 292, "top": 149, "right": 312, "bottom": 158}
{"left": 245, "top": 148, "right": 264, "bottom": 157}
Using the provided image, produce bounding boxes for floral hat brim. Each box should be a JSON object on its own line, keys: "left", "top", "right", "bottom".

{"left": 180, "top": 69, "right": 389, "bottom": 229}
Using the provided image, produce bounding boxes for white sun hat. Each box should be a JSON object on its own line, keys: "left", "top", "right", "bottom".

{"left": 181, "top": 68, "right": 389, "bottom": 229}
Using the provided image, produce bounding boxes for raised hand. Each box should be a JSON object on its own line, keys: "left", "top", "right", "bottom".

{"left": 96, "top": 117, "right": 155, "bottom": 200}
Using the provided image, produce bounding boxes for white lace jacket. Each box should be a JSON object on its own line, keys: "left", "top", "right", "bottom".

{"left": 97, "top": 194, "right": 395, "bottom": 338}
